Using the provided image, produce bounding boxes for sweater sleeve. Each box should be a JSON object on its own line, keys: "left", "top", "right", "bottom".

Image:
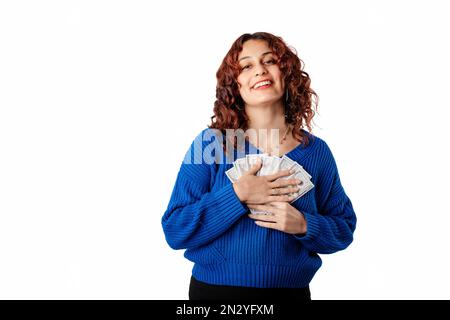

{"left": 295, "top": 140, "right": 357, "bottom": 254}
{"left": 161, "top": 129, "right": 248, "bottom": 250}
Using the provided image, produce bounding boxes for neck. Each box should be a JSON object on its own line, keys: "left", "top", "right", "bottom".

{"left": 245, "top": 100, "right": 286, "bottom": 131}
{"left": 244, "top": 100, "right": 289, "bottom": 155}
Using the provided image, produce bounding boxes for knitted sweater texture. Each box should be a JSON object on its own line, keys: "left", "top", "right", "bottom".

{"left": 162, "top": 128, "right": 357, "bottom": 288}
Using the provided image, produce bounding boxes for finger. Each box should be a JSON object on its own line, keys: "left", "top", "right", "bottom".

{"left": 269, "top": 178, "right": 302, "bottom": 188}
{"left": 254, "top": 220, "right": 280, "bottom": 231}
{"left": 248, "top": 214, "right": 277, "bottom": 222}
{"left": 269, "top": 185, "right": 300, "bottom": 196}
{"left": 266, "top": 169, "right": 294, "bottom": 182}
{"left": 248, "top": 204, "right": 282, "bottom": 216}
{"left": 244, "top": 159, "right": 262, "bottom": 176}
{"left": 267, "top": 194, "right": 295, "bottom": 202}
{"left": 268, "top": 201, "right": 291, "bottom": 209}
{"left": 247, "top": 204, "right": 274, "bottom": 213}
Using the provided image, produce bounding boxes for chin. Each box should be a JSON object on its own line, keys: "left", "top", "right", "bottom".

{"left": 252, "top": 95, "right": 281, "bottom": 104}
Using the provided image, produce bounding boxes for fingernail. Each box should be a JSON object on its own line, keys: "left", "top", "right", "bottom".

{"left": 289, "top": 169, "right": 295, "bottom": 174}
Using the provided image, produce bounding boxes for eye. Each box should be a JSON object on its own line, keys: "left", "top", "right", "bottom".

{"left": 240, "top": 59, "right": 276, "bottom": 71}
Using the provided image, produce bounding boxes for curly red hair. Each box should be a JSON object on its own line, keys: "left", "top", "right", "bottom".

{"left": 208, "top": 32, "right": 319, "bottom": 151}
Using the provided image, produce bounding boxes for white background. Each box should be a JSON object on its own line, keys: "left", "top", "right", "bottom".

{"left": 1, "top": 0, "right": 449, "bottom": 299}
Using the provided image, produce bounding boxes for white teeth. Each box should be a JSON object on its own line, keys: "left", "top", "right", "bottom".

{"left": 254, "top": 80, "right": 272, "bottom": 89}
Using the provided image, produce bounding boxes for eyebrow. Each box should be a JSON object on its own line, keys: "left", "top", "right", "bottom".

{"left": 238, "top": 51, "right": 273, "bottom": 62}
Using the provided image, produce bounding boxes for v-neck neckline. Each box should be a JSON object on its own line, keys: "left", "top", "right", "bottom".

{"left": 245, "top": 129, "right": 316, "bottom": 159}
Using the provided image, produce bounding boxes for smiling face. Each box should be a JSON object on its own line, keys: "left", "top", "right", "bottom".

{"left": 237, "top": 39, "right": 285, "bottom": 107}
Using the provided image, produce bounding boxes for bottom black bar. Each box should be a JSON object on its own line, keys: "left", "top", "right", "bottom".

{"left": 0, "top": 300, "right": 448, "bottom": 319}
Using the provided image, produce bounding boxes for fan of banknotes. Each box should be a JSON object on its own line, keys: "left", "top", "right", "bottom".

{"left": 226, "top": 154, "right": 314, "bottom": 214}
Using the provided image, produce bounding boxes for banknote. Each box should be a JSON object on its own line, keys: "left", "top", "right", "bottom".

{"left": 225, "top": 153, "right": 314, "bottom": 214}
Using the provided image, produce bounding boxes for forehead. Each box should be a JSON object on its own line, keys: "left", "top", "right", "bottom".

{"left": 238, "top": 40, "right": 272, "bottom": 60}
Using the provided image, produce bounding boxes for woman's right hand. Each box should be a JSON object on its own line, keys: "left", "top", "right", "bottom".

{"left": 232, "top": 159, "right": 302, "bottom": 204}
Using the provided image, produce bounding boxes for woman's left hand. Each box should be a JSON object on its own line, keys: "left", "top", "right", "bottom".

{"left": 247, "top": 202, "right": 307, "bottom": 235}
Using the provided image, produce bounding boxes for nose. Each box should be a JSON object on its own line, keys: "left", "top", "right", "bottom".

{"left": 255, "top": 63, "right": 267, "bottom": 77}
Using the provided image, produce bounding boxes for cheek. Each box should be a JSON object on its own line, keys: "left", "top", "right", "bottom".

{"left": 279, "top": 78, "right": 285, "bottom": 91}
{"left": 236, "top": 75, "right": 246, "bottom": 89}
{"left": 276, "top": 74, "right": 285, "bottom": 91}
{"left": 236, "top": 81, "right": 246, "bottom": 97}
{"left": 272, "top": 68, "right": 283, "bottom": 84}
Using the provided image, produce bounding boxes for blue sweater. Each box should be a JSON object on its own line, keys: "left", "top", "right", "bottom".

{"left": 162, "top": 128, "right": 357, "bottom": 288}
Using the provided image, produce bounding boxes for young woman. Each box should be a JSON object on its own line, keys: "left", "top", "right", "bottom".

{"left": 162, "top": 32, "right": 357, "bottom": 301}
